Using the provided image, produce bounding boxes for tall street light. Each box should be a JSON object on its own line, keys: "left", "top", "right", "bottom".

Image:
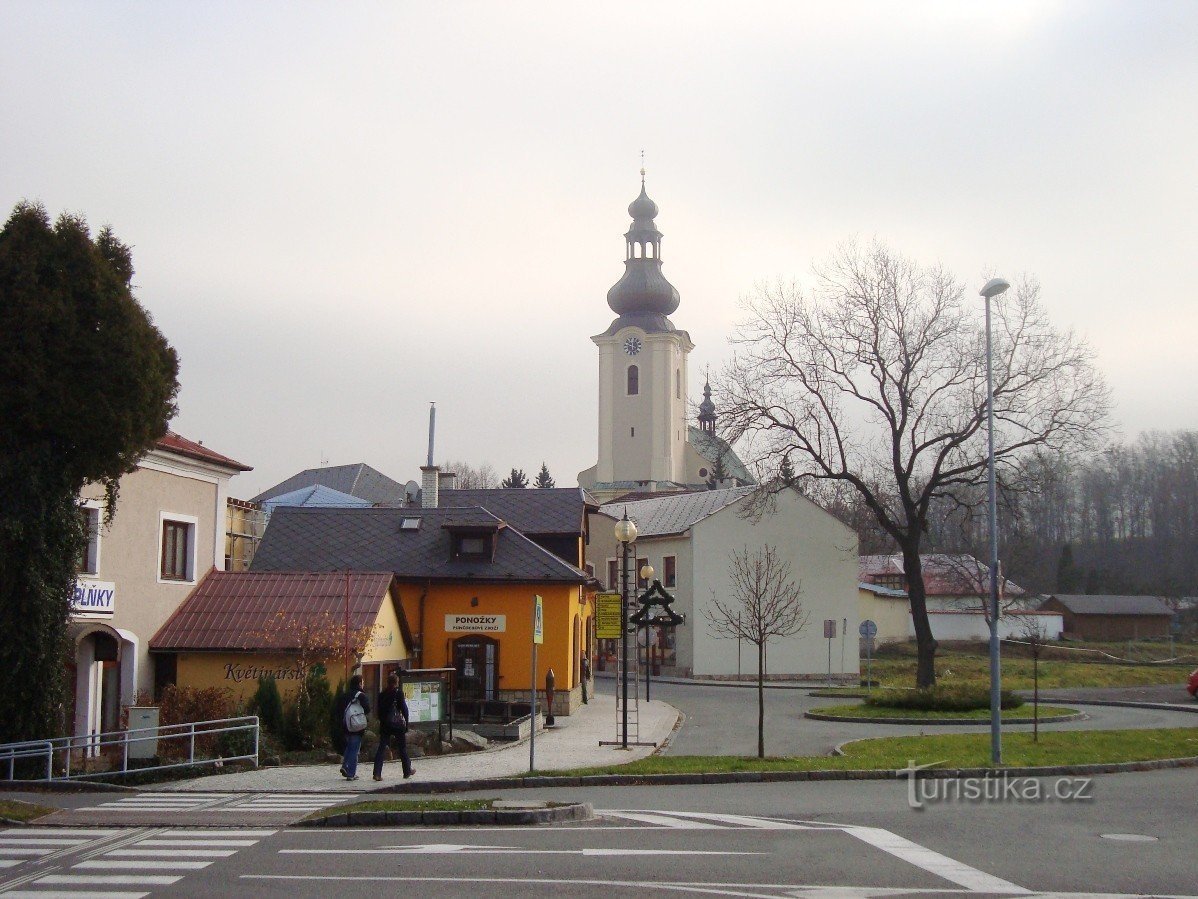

{"left": 981, "top": 276, "right": 1010, "bottom": 766}
{"left": 614, "top": 510, "right": 638, "bottom": 749}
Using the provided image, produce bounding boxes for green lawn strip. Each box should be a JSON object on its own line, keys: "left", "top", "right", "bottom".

{"left": 0, "top": 799, "right": 55, "bottom": 822}
{"left": 303, "top": 798, "right": 497, "bottom": 821}
{"left": 870, "top": 653, "right": 1192, "bottom": 690}
{"left": 809, "top": 703, "right": 1080, "bottom": 720}
{"left": 520, "top": 727, "right": 1198, "bottom": 777}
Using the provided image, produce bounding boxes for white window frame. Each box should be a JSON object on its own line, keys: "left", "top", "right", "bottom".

{"left": 79, "top": 500, "right": 103, "bottom": 576}
{"left": 158, "top": 512, "right": 199, "bottom": 585}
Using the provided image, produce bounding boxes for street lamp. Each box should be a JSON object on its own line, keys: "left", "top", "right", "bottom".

{"left": 614, "top": 510, "right": 638, "bottom": 749}
{"left": 639, "top": 564, "right": 655, "bottom": 701}
{"left": 981, "top": 276, "right": 1010, "bottom": 766}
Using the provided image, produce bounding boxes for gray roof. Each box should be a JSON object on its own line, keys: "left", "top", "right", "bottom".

{"left": 1044, "top": 595, "right": 1175, "bottom": 617}
{"left": 252, "top": 463, "right": 415, "bottom": 505}
{"left": 599, "top": 486, "right": 757, "bottom": 538}
{"left": 687, "top": 427, "right": 755, "bottom": 485}
{"left": 436, "top": 488, "right": 595, "bottom": 536}
{"left": 251, "top": 506, "right": 587, "bottom": 584}
{"left": 262, "top": 484, "right": 374, "bottom": 511}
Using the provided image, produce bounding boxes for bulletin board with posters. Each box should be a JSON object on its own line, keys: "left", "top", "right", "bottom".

{"left": 398, "top": 667, "right": 454, "bottom": 740}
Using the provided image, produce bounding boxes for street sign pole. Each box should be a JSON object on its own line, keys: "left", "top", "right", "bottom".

{"left": 858, "top": 620, "right": 877, "bottom": 692}
{"left": 530, "top": 594, "right": 543, "bottom": 773}
{"left": 824, "top": 619, "right": 836, "bottom": 685}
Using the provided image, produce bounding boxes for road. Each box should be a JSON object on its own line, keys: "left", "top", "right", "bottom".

{"left": 2, "top": 768, "right": 1195, "bottom": 896}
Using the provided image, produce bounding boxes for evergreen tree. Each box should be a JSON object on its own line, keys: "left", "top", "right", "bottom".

{"left": 534, "top": 463, "right": 555, "bottom": 488}
{"left": 0, "top": 202, "right": 179, "bottom": 743}
{"left": 250, "top": 676, "right": 285, "bottom": 737}
{"left": 706, "top": 454, "right": 729, "bottom": 489}
{"left": 1056, "top": 543, "right": 1081, "bottom": 593}
{"left": 501, "top": 468, "right": 529, "bottom": 488}
{"left": 779, "top": 455, "right": 797, "bottom": 488}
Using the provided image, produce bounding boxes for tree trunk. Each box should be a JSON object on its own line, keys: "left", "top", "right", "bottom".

{"left": 757, "top": 642, "right": 765, "bottom": 759}
{"left": 902, "top": 546, "right": 938, "bottom": 688}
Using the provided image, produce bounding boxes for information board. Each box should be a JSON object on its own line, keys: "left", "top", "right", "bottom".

{"left": 402, "top": 679, "right": 444, "bottom": 723}
{"left": 595, "top": 592, "right": 622, "bottom": 639}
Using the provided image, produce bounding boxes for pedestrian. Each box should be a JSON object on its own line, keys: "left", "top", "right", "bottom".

{"left": 373, "top": 669, "right": 415, "bottom": 781}
{"left": 338, "top": 673, "right": 370, "bottom": 781}
{"left": 580, "top": 652, "right": 591, "bottom": 704}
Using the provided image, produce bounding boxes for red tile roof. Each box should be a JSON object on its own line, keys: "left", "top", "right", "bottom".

{"left": 149, "top": 570, "right": 400, "bottom": 652}
{"left": 859, "top": 553, "right": 1026, "bottom": 598}
{"left": 156, "top": 430, "right": 252, "bottom": 471}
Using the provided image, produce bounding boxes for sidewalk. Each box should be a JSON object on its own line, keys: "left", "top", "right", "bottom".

{"left": 160, "top": 691, "right": 679, "bottom": 793}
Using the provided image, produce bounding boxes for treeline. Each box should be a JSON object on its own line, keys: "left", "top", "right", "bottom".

{"left": 821, "top": 431, "right": 1198, "bottom": 597}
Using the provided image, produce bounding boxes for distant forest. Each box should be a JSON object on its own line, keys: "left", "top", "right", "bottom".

{"left": 822, "top": 430, "right": 1198, "bottom": 598}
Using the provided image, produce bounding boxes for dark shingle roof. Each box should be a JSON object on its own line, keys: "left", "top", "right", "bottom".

{"left": 251, "top": 506, "right": 587, "bottom": 584}
{"left": 252, "top": 463, "right": 412, "bottom": 505}
{"left": 436, "top": 487, "right": 595, "bottom": 536}
{"left": 149, "top": 571, "right": 399, "bottom": 652}
{"left": 1044, "top": 595, "right": 1174, "bottom": 617}
{"left": 599, "top": 486, "right": 757, "bottom": 537}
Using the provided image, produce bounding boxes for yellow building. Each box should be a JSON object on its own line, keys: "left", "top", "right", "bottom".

{"left": 248, "top": 488, "right": 597, "bottom": 715}
{"left": 149, "top": 570, "right": 413, "bottom": 705}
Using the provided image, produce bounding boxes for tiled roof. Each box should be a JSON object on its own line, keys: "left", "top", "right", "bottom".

{"left": 157, "top": 431, "right": 251, "bottom": 471}
{"left": 149, "top": 570, "right": 398, "bottom": 652}
{"left": 262, "top": 484, "right": 373, "bottom": 511}
{"left": 252, "top": 463, "right": 414, "bottom": 505}
{"left": 436, "top": 487, "right": 594, "bottom": 536}
{"left": 251, "top": 506, "right": 587, "bottom": 584}
{"left": 598, "top": 486, "right": 757, "bottom": 537}
{"left": 859, "top": 554, "right": 1026, "bottom": 598}
{"left": 1044, "top": 595, "right": 1174, "bottom": 617}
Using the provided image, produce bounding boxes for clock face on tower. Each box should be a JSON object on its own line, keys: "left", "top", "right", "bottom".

{"left": 623, "top": 336, "right": 643, "bottom": 356}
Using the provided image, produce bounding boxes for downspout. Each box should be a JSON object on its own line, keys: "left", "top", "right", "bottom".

{"left": 417, "top": 580, "right": 430, "bottom": 667}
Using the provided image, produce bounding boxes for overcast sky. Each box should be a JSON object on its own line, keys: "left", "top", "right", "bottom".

{"left": 4, "top": 1, "right": 1196, "bottom": 499}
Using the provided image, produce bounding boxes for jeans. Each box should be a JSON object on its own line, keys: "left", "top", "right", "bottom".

{"left": 342, "top": 732, "right": 363, "bottom": 778}
{"left": 373, "top": 730, "right": 413, "bottom": 778}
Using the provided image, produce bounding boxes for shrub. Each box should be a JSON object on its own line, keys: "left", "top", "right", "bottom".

{"left": 249, "top": 676, "right": 285, "bottom": 737}
{"left": 284, "top": 665, "right": 334, "bottom": 751}
{"left": 154, "top": 685, "right": 238, "bottom": 759}
{"left": 864, "top": 685, "right": 1023, "bottom": 712}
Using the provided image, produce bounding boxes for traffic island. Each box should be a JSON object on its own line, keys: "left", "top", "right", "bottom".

{"left": 296, "top": 798, "right": 593, "bottom": 827}
{"left": 805, "top": 703, "right": 1085, "bottom": 725}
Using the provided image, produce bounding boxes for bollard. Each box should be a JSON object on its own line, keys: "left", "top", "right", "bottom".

{"left": 545, "top": 668, "right": 556, "bottom": 726}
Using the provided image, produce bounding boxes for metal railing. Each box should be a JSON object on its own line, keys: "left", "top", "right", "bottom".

{"left": 0, "top": 715, "right": 259, "bottom": 782}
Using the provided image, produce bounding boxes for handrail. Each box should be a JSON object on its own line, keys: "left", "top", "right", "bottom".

{"left": 0, "top": 715, "right": 259, "bottom": 782}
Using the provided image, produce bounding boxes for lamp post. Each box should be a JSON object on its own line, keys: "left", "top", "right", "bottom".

{"left": 981, "top": 276, "right": 1010, "bottom": 766}
{"left": 639, "top": 564, "right": 655, "bottom": 702}
{"left": 614, "top": 510, "right": 638, "bottom": 749}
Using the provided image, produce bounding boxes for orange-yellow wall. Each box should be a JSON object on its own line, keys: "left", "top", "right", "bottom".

{"left": 395, "top": 581, "right": 592, "bottom": 690}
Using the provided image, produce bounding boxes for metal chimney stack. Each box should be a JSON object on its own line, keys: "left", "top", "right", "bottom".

{"left": 420, "top": 402, "right": 440, "bottom": 509}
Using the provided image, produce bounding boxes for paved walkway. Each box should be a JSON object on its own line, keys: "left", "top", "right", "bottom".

{"left": 159, "top": 691, "right": 679, "bottom": 793}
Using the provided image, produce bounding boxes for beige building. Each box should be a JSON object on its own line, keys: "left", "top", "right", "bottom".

{"left": 73, "top": 431, "right": 249, "bottom": 740}
{"left": 590, "top": 487, "right": 860, "bottom": 679}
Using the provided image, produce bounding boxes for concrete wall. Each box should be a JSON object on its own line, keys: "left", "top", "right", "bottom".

{"left": 909, "top": 611, "right": 1065, "bottom": 642}
{"left": 858, "top": 590, "right": 911, "bottom": 645}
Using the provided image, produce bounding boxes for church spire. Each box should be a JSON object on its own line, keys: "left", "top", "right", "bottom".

{"left": 698, "top": 374, "right": 717, "bottom": 434}
{"left": 606, "top": 174, "right": 680, "bottom": 318}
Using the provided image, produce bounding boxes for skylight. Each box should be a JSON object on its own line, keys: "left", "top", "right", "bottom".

{"left": 400, "top": 518, "right": 421, "bottom": 531}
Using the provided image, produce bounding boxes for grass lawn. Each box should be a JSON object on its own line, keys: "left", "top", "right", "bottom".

{"left": 0, "top": 799, "right": 55, "bottom": 822}
{"left": 809, "top": 703, "right": 1080, "bottom": 720}
{"left": 870, "top": 643, "right": 1194, "bottom": 691}
{"left": 523, "top": 726, "right": 1198, "bottom": 777}
{"left": 304, "top": 798, "right": 497, "bottom": 821}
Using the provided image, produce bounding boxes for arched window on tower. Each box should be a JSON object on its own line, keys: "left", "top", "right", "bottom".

{"left": 627, "top": 365, "right": 639, "bottom": 395}
{"left": 646, "top": 243, "right": 654, "bottom": 258}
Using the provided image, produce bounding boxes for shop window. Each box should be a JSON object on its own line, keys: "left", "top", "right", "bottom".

{"left": 663, "top": 555, "right": 677, "bottom": 588}
{"left": 78, "top": 505, "right": 101, "bottom": 575}
{"left": 160, "top": 517, "right": 196, "bottom": 582}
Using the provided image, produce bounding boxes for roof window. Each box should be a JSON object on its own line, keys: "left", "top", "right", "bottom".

{"left": 400, "top": 518, "right": 422, "bottom": 531}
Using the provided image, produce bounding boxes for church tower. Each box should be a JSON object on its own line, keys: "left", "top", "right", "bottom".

{"left": 581, "top": 175, "right": 694, "bottom": 493}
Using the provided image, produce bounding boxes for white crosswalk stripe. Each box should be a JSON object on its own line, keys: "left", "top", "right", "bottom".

{"left": 598, "top": 809, "right": 821, "bottom": 830}
{"left": 221, "top": 793, "right": 349, "bottom": 813}
{"left": 0, "top": 828, "right": 122, "bottom": 870}
{"left": 80, "top": 791, "right": 240, "bottom": 812}
{"left": 6, "top": 827, "right": 276, "bottom": 897}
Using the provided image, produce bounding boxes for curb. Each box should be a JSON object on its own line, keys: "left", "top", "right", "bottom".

{"left": 803, "top": 710, "right": 1087, "bottom": 725}
{"left": 295, "top": 801, "right": 593, "bottom": 828}
{"left": 0, "top": 781, "right": 138, "bottom": 794}
{"left": 1024, "top": 697, "right": 1198, "bottom": 714}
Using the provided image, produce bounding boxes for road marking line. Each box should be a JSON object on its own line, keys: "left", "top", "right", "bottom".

{"left": 281, "top": 845, "right": 763, "bottom": 857}
{"left": 601, "top": 811, "right": 725, "bottom": 829}
{"left": 104, "top": 849, "right": 238, "bottom": 858}
{"left": 131, "top": 838, "right": 258, "bottom": 847}
{"left": 166, "top": 830, "right": 275, "bottom": 837}
{"left": 843, "top": 825, "right": 1030, "bottom": 895}
{"left": 36, "top": 873, "right": 184, "bottom": 885}
{"left": 73, "top": 859, "right": 213, "bottom": 870}
{"left": 0, "top": 839, "right": 88, "bottom": 846}
{"left": 0, "top": 830, "right": 122, "bottom": 837}
{"left": 0, "top": 848, "right": 53, "bottom": 855}
{"left": 0, "top": 860, "right": 21, "bottom": 868}
{"left": 2, "top": 891, "right": 149, "bottom": 898}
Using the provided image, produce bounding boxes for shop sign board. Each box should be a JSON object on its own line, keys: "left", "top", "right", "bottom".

{"left": 72, "top": 581, "right": 116, "bottom": 618}
{"left": 595, "top": 592, "right": 622, "bottom": 639}
{"left": 445, "top": 614, "right": 506, "bottom": 633}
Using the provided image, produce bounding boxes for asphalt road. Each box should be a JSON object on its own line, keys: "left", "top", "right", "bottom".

{"left": 3, "top": 768, "right": 1195, "bottom": 897}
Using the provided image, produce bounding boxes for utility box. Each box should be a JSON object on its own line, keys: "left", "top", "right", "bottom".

{"left": 126, "top": 706, "right": 160, "bottom": 760}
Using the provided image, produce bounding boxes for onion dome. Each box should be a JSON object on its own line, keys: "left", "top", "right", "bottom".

{"left": 606, "top": 179, "right": 680, "bottom": 317}
{"left": 698, "top": 378, "right": 716, "bottom": 434}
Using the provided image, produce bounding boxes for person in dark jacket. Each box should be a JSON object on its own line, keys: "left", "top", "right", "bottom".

{"left": 373, "top": 670, "right": 414, "bottom": 781}
{"left": 339, "top": 673, "right": 370, "bottom": 781}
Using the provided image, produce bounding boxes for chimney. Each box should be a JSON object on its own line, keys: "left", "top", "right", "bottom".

{"left": 439, "top": 470, "right": 457, "bottom": 491}
{"left": 421, "top": 402, "right": 439, "bottom": 509}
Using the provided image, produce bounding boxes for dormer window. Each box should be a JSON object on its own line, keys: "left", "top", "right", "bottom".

{"left": 456, "top": 535, "right": 489, "bottom": 557}
{"left": 444, "top": 519, "right": 503, "bottom": 562}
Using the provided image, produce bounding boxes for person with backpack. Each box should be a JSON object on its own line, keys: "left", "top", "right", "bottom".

{"left": 373, "top": 669, "right": 414, "bottom": 781}
{"left": 338, "top": 673, "right": 370, "bottom": 781}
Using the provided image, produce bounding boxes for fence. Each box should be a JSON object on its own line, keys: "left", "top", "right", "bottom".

{"left": 0, "top": 715, "right": 259, "bottom": 782}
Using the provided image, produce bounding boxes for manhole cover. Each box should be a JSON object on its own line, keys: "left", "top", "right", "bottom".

{"left": 1100, "top": 833, "right": 1158, "bottom": 842}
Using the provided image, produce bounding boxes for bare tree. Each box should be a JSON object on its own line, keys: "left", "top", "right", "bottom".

{"left": 443, "top": 460, "right": 500, "bottom": 489}
{"left": 705, "top": 545, "right": 809, "bottom": 758}
{"left": 719, "top": 241, "right": 1110, "bottom": 688}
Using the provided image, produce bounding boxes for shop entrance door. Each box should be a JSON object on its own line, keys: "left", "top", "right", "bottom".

{"left": 452, "top": 636, "right": 498, "bottom": 701}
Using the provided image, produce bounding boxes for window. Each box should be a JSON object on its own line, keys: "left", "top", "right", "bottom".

{"left": 676, "top": 369, "right": 681, "bottom": 399}
{"left": 607, "top": 559, "right": 619, "bottom": 590}
{"left": 400, "top": 518, "right": 421, "bottom": 531}
{"left": 78, "top": 505, "right": 101, "bottom": 575}
{"left": 637, "top": 557, "right": 649, "bottom": 589}
{"left": 453, "top": 535, "right": 490, "bottom": 557}
{"left": 663, "top": 555, "right": 677, "bottom": 588}
{"left": 627, "top": 365, "right": 639, "bottom": 395}
{"left": 160, "top": 518, "right": 195, "bottom": 581}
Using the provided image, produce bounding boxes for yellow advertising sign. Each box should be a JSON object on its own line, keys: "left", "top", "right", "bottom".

{"left": 595, "top": 592, "right": 622, "bottom": 639}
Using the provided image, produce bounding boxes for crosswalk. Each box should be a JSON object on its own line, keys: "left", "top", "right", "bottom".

{"left": 74, "top": 793, "right": 240, "bottom": 813}
{"left": 598, "top": 809, "right": 825, "bottom": 830}
{"left": 0, "top": 827, "right": 274, "bottom": 897}
{"left": 217, "top": 793, "right": 348, "bottom": 815}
